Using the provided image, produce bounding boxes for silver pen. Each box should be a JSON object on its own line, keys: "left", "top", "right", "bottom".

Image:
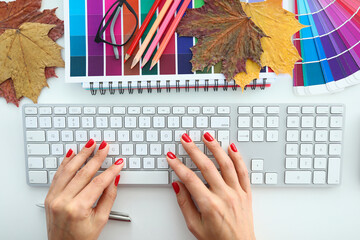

{"left": 36, "top": 204, "right": 131, "bottom": 222}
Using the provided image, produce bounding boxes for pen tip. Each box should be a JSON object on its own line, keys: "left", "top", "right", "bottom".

{"left": 125, "top": 54, "right": 130, "bottom": 61}
{"left": 141, "top": 59, "right": 147, "bottom": 68}
{"left": 131, "top": 59, "right": 138, "bottom": 69}
{"left": 150, "top": 61, "right": 156, "bottom": 71}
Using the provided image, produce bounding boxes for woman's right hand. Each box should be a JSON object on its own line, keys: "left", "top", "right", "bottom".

{"left": 167, "top": 132, "right": 255, "bottom": 240}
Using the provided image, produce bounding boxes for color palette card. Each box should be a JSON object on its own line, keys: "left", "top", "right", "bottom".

{"left": 294, "top": 0, "right": 360, "bottom": 95}
{"left": 64, "top": 0, "right": 276, "bottom": 84}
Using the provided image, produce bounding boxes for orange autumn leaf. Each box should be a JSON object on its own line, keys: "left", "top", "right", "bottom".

{"left": 0, "top": 23, "right": 64, "bottom": 103}
{"left": 234, "top": 0, "right": 305, "bottom": 90}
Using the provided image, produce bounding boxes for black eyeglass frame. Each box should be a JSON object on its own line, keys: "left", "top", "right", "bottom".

{"left": 95, "top": 0, "right": 139, "bottom": 47}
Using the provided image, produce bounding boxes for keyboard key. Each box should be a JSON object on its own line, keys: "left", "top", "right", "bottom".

{"left": 314, "top": 158, "right": 327, "bottom": 169}
{"left": 113, "top": 107, "right": 126, "bottom": 114}
{"left": 28, "top": 157, "right": 43, "bottom": 168}
{"left": 218, "top": 107, "right": 230, "bottom": 114}
{"left": 238, "top": 130, "right": 250, "bottom": 142}
{"left": 39, "top": 117, "right": 52, "bottom": 128}
{"left": 188, "top": 107, "right": 200, "bottom": 114}
{"left": 302, "top": 106, "right": 315, "bottom": 114}
{"left": 39, "top": 107, "right": 52, "bottom": 115}
{"left": 301, "top": 116, "right": 314, "bottom": 128}
{"left": 287, "top": 106, "right": 300, "bottom": 114}
{"left": 110, "top": 117, "right": 122, "bottom": 128}
{"left": 329, "top": 144, "right": 341, "bottom": 155}
{"left": 65, "top": 144, "right": 77, "bottom": 154}
{"left": 96, "top": 117, "right": 108, "bottom": 128}
{"left": 128, "top": 107, "right": 141, "bottom": 114}
{"left": 125, "top": 117, "right": 137, "bottom": 128}
{"left": 189, "top": 130, "right": 201, "bottom": 142}
{"left": 158, "top": 107, "right": 171, "bottom": 114}
{"left": 196, "top": 117, "right": 208, "bottom": 128}
{"left": 286, "top": 144, "right": 298, "bottom": 156}
{"left": 331, "top": 106, "right": 344, "bottom": 114}
{"left": 285, "top": 171, "right": 311, "bottom": 184}
{"left": 108, "top": 144, "right": 120, "bottom": 155}
{"left": 143, "top": 107, "right": 155, "bottom": 114}
{"left": 316, "top": 106, "right": 329, "bottom": 114}
{"left": 251, "top": 159, "right": 263, "bottom": 171}
{"left": 203, "top": 107, "right": 215, "bottom": 114}
{"left": 45, "top": 157, "right": 57, "bottom": 169}
{"left": 26, "top": 131, "right": 45, "bottom": 142}
{"left": 286, "top": 130, "right": 299, "bottom": 142}
{"left": 139, "top": 117, "right": 151, "bottom": 128}
{"left": 299, "top": 158, "right": 312, "bottom": 169}
{"left": 84, "top": 107, "right": 96, "bottom": 114}
{"left": 330, "top": 116, "right": 343, "bottom": 128}
{"left": 153, "top": 117, "right": 165, "bottom": 128}
{"left": 238, "top": 117, "right": 250, "bottom": 128}
{"left": 285, "top": 158, "right": 298, "bottom": 169}
{"left": 118, "top": 131, "right": 130, "bottom": 142}
{"left": 251, "top": 173, "right": 263, "bottom": 184}
{"left": 51, "top": 144, "right": 64, "bottom": 155}
{"left": 238, "top": 107, "right": 251, "bottom": 114}
{"left": 300, "top": 130, "right": 314, "bottom": 142}
{"left": 26, "top": 117, "right": 38, "bottom": 128}
{"left": 136, "top": 144, "right": 148, "bottom": 155}
{"left": 252, "top": 116, "right": 265, "bottom": 128}
{"left": 315, "top": 144, "right": 327, "bottom": 156}
{"left": 253, "top": 106, "right": 265, "bottom": 114}
{"left": 150, "top": 144, "right": 162, "bottom": 156}
{"left": 27, "top": 144, "right": 49, "bottom": 155}
{"left": 68, "top": 117, "right": 80, "bottom": 128}
{"left": 157, "top": 158, "right": 169, "bottom": 169}
{"left": 173, "top": 107, "right": 185, "bottom": 114}
{"left": 54, "top": 107, "right": 66, "bottom": 115}
{"left": 119, "top": 171, "right": 169, "bottom": 184}
{"left": 313, "top": 171, "right": 326, "bottom": 184}
{"left": 316, "top": 116, "right": 329, "bottom": 128}
{"left": 161, "top": 131, "right": 173, "bottom": 142}
{"left": 25, "top": 107, "right": 38, "bottom": 115}
{"left": 329, "top": 130, "right": 342, "bottom": 142}
{"left": 266, "top": 116, "right": 279, "bottom": 128}
{"left": 164, "top": 144, "right": 176, "bottom": 155}
{"left": 69, "top": 107, "right": 81, "bottom": 114}
{"left": 90, "top": 130, "right": 101, "bottom": 141}
{"left": 168, "top": 117, "right": 180, "bottom": 128}
{"left": 265, "top": 173, "right": 278, "bottom": 184}
{"left": 143, "top": 158, "right": 155, "bottom": 168}
{"left": 61, "top": 131, "right": 73, "bottom": 142}
{"left": 129, "top": 158, "right": 141, "bottom": 168}
{"left": 98, "top": 107, "right": 111, "bottom": 115}
{"left": 29, "top": 171, "right": 47, "bottom": 184}
{"left": 82, "top": 117, "right": 94, "bottom": 128}
{"left": 315, "top": 130, "right": 328, "bottom": 142}
{"left": 122, "top": 144, "right": 134, "bottom": 155}
{"left": 328, "top": 158, "right": 341, "bottom": 184}
{"left": 104, "top": 130, "right": 116, "bottom": 142}
{"left": 178, "top": 145, "right": 187, "bottom": 155}
{"left": 267, "top": 106, "right": 280, "bottom": 114}
{"left": 287, "top": 116, "right": 300, "bottom": 128}
{"left": 211, "top": 117, "right": 230, "bottom": 128}
{"left": 75, "top": 131, "right": 87, "bottom": 142}
{"left": 218, "top": 131, "right": 230, "bottom": 150}
{"left": 300, "top": 144, "right": 313, "bottom": 156}
{"left": 132, "top": 131, "right": 144, "bottom": 142}
{"left": 252, "top": 130, "right": 264, "bottom": 142}
{"left": 146, "top": 130, "right": 158, "bottom": 142}
{"left": 266, "top": 130, "right": 279, "bottom": 142}
{"left": 101, "top": 158, "right": 113, "bottom": 169}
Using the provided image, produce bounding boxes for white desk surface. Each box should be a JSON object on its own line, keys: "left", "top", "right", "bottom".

{"left": 1, "top": 0, "right": 360, "bottom": 239}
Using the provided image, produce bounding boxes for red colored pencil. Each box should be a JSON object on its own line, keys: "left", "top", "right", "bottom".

{"left": 124, "top": 0, "right": 162, "bottom": 62}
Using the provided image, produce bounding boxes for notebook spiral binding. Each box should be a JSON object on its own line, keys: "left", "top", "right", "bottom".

{"left": 89, "top": 79, "right": 267, "bottom": 95}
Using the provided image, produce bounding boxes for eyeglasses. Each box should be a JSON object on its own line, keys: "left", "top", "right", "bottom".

{"left": 95, "top": 0, "right": 138, "bottom": 59}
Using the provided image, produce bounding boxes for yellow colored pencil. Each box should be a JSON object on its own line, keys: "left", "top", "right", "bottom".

{"left": 131, "top": 0, "right": 173, "bottom": 69}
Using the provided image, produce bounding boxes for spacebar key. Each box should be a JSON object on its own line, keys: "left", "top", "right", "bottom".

{"left": 119, "top": 171, "right": 169, "bottom": 184}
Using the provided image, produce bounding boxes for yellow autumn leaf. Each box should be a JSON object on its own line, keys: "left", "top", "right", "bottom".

{"left": 0, "top": 22, "right": 64, "bottom": 103}
{"left": 234, "top": 0, "right": 305, "bottom": 90}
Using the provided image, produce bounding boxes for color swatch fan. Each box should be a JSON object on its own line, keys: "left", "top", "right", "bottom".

{"left": 294, "top": 0, "right": 360, "bottom": 95}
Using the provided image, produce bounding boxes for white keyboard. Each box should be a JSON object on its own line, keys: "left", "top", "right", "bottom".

{"left": 23, "top": 104, "right": 345, "bottom": 187}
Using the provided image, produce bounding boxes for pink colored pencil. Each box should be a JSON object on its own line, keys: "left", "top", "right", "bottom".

{"left": 150, "top": 0, "right": 191, "bottom": 70}
{"left": 141, "top": 0, "right": 182, "bottom": 68}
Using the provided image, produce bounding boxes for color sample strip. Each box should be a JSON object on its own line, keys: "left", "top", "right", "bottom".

{"left": 69, "top": 0, "right": 86, "bottom": 76}
{"left": 123, "top": 0, "right": 140, "bottom": 75}
{"left": 294, "top": 0, "right": 304, "bottom": 87}
{"left": 159, "top": 0, "right": 176, "bottom": 75}
{"left": 194, "top": 0, "right": 210, "bottom": 74}
{"left": 141, "top": 0, "right": 158, "bottom": 75}
{"left": 87, "top": 0, "right": 104, "bottom": 76}
{"left": 177, "top": 0, "right": 193, "bottom": 74}
{"left": 105, "top": 0, "right": 122, "bottom": 76}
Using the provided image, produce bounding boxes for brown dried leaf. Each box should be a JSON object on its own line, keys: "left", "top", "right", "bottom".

{"left": 177, "top": 0, "right": 267, "bottom": 81}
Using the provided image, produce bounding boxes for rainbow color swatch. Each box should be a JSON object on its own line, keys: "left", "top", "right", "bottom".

{"left": 64, "top": 0, "right": 275, "bottom": 84}
{"left": 294, "top": 0, "right": 360, "bottom": 95}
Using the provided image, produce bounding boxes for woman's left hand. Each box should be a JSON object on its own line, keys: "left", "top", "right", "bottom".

{"left": 44, "top": 139, "right": 124, "bottom": 240}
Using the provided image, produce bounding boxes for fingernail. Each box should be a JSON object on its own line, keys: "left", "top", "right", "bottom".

{"left": 115, "top": 158, "right": 123, "bottom": 165}
{"left": 85, "top": 138, "right": 95, "bottom": 148}
{"left": 99, "top": 141, "right": 107, "bottom": 150}
{"left": 114, "top": 175, "right": 120, "bottom": 186}
{"left": 182, "top": 133, "right": 192, "bottom": 143}
{"left": 66, "top": 149, "right": 73, "bottom": 158}
{"left": 167, "top": 152, "right": 176, "bottom": 159}
{"left": 204, "top": 132, "right": 214, "bottom": 142}
{"left": 172, "top": 182, "right": 180, "bottom": 194}
{"left": 230, "top": 143, "right": 238, "bottom": 152}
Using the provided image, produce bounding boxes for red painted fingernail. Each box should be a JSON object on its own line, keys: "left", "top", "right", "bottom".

{"left": 66, "top": 149, "right": 73, "bottom": 158}
{"left": 167, "top": 152, "right": 176, "bottom": 159}
{"left": 115, "top": 158, "right": 123, "bottom": 165}
{"left": 182, "top": 133, "right": 192, "bottom": 143}
{"left": 230, "top": 143, "right": 238, "bottom": 152}
{"left": 204, "top": 132, "right": 214, "bottom": 142}
{"left": 114, "top": 175, "right": 120, "bottom": 186}
{"left": 85, "top": 138, "right": 95, "bottom": 148}
{"left": 172, "top": 182, "right": 180, "bottom": 194}
{"left": 99, "top": 141, "right": 107, "bottom": 150}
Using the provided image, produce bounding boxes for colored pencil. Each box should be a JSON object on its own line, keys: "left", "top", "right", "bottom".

{"left": 141, "top": 0, "right": 182, "bottom": 68}
{"left": 124, "top": 0, "right": 162, "bottom": 62}
{"left": 131, "top": 0, "right": 174, "bottom": 69}
{"left": 150, "top": 0, "right": 191, "bottom": 70}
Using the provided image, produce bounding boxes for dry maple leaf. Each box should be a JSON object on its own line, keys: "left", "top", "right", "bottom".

{"left": 177, "top": 0, "right": 267, "bottom": 81}
{"left": 0, "top": 0, "right": 64, "bottom": 106}
{"left": 234, "top": 0, "right": 305, "bottom": 90}
{"left": 0, "top": 22, "right": 64, "bottom": 103}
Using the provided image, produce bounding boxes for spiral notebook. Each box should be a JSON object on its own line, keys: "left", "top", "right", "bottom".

{"left": 64, "top": 0, "right": 277, "bottom": 95}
